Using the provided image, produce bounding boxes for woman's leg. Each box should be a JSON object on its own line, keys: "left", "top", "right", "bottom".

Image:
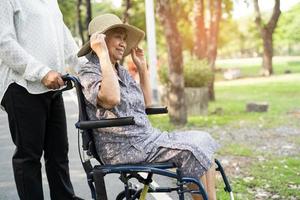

{"left": 188, "top": 174, "right": 207, "bottom": 200}
{"left": 205, "top": 165, "right": 217, "bottom": 200}
{"left": 189, "top": 164, "right": 216, "bottom": 200}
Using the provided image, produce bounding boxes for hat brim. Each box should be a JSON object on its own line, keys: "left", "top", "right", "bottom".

{"left": 77, "top": 24, "right": 145, "bottom": 57}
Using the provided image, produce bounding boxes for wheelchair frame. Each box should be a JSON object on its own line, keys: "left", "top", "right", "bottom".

{"left": 61, "top": 74, "right": 234, "bottom": 200}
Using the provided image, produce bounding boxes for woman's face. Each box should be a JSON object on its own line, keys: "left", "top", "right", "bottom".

{"left": 105, "top": 28, "right": 127, "bottom": 64}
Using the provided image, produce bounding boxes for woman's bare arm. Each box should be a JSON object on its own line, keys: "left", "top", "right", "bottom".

{"left": 90, "top": 32, "right": 120, "bottom": 109}
{"left": 131, "top": 47, "right": 152, "bottom": 107}
{"left": 138, "top": 66, "right": 152, "bottom": 107}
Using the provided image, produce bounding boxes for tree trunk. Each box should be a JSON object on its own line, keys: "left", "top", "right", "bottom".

{"left": 85, "top": 0, "right": 92, "bottom": 40}
{"left": 77, "top": 0, "right": 85, "bottom": 44}
{"left": 262, "top": 31, "right": 273, "bottom": 76}
{"left": 192, "top": 0, "right": 222, "bottom": 101}
{"left": 254, "top": 0, "right": 281, "bottom": 76}
{"left": 157, "top": 0, "right": 187, "bottom": 125}
{"left": 193, "top": 0, "right": 207, "bottom": 59}
{"left": 119, "top": 0, "right": 131, "bottom": 65}
{"left": 123, "top": 0, "right": 131, "bottom": 23}
{"left": 207, "top": 0, "right": 222, "bottom": 101}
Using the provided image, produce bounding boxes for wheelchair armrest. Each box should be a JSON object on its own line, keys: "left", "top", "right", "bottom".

{"left": 145, "top": 107, "right": 168, "bottom": 115}
{"left": 75, "top": 117, "right": 135, "bottom": 129}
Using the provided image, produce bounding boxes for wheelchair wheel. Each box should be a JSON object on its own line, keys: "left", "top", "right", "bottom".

{"left": 116, "top": 189, "right": 140, "bottom": 200}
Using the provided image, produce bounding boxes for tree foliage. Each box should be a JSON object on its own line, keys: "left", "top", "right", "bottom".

{"left": 92, "top": 0, "right": 122, "bottom": 17}
{"left": 58, "top": 0, "right": 298, "bottom": 59}
{"left": 58, "top": 0, "right": 77, "bottom": 34}
{"left": 218, "top": 16, "right": 262, "bottom": 58}
{"left": 274, "top": 3, "right": 300, "bottom": 55}
{"left": 218, "top": 1, "right": 300, "bottom": 58}
{"left": 159, "top": 58, "right": 212, "bottom": 88}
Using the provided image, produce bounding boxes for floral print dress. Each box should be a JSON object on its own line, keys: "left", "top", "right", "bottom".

{"left": 78, "top": 53, "right": 219, "bottom": 178}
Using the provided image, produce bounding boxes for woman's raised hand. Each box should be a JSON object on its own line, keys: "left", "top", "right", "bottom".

{"left": 90, "top": 32, "right": 109, "bottom": 56}
{"left": 131, "top": 47, "right": 147, "bottom": 72}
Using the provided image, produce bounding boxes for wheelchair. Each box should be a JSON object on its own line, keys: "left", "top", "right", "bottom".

{"left": 60, "top": 74, "right": 234, "bottom": 200}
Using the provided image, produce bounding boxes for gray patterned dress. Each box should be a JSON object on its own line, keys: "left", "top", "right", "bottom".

{"left": 78, "top": 53, "right": 219, "bottom": 178}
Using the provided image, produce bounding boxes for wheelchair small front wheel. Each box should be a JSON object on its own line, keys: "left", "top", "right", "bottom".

{"left": 116, "top": 189, "right": 141, "bottom": 200}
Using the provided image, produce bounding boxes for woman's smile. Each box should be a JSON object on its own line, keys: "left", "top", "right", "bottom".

{"left": 116, "top": 47, "right": 124, "bottom": 55}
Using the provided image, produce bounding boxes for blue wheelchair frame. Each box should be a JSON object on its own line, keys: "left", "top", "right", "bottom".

{"left": 60, "top": 74, "right": 233, "bottom": 200}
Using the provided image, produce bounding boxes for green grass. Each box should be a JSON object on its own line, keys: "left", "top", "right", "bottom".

{"left": 217, "top": 179, "right": 253, "bottom": 200}
{"left": 150, "top": 77, "right": 300, "bottom": 130}
{"left": 210, "top": 80, "right": 300, "bottom": 127}
{"left": 148, "top": 114, "right": 175, "bottom": 131}
{"left": 216, "top": 157, "right": 300, "bottom": 200}
{"left": 251, "top": 157, "right": 300, "bottom": 198}
{"left": 218, "top": 143, "right": 254, "bottom": 157}
{"left": 275, "top": 61, "right": 300, "bottom": 74}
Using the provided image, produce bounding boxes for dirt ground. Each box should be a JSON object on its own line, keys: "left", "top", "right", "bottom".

{"left": 205, "top": 123, "right": 300, "bottom": 199}
{"left": 212, "top": 125, "right": 300, "bottom": 171}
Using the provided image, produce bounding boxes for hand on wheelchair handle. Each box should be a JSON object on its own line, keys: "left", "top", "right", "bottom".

{"left": 41, "top": 70, "right": 64, "bottom": 89}
{"left": 51, "top": 74, "right": 73, "bottom": 99}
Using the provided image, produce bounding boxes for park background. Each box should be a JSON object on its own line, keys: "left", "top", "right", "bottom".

{"left": 58, "top": 0, "right": 299, "bottom": 199}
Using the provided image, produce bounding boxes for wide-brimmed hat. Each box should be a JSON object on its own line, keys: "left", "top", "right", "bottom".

{"left": 77, "top": 14, "right": 145, "bottom": 57}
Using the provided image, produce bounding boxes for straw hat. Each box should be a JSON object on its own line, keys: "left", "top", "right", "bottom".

{"left": 77, "top": 14, "right": 145, "bottom": 57}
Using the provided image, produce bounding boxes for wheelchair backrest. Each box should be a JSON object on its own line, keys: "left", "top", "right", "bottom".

{"left": 66, "top": 75, "right": 103, "bottom": 164}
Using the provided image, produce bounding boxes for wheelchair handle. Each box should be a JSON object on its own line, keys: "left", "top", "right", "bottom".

{"left": 61, "top": 74, "right": 70, "bottom": 81}
{"left": 61, "top": 74, "right": 74, "bottom": 90}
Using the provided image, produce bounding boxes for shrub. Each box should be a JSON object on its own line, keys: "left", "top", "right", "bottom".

{"left": 158, "top": 59, "right": 213, "bottom": 87}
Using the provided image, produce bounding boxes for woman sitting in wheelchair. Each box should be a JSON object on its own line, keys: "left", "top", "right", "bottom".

{"left": 78, "top": 14, "right": 219, "bottom": 200}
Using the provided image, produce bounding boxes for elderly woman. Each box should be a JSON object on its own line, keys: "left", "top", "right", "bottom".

{"left": 78, "top": 14, "right": 218, "bottom": 200}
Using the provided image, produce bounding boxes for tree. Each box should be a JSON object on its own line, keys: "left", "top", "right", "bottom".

{"left": 85, "top": 0, "right": 92, "bottom": 31}
{"left": 193, "top": 0, "right": 207, "bottom": 59}
{"left": 119, "top": 0, "right": 132, "bottom": 65}
{"left": 77, "top": 0, "right": 85, "bottom": 43}
{"left": 122, "top": 0, "right": 131, "bottom": 23}
{"left": 206, "top": 0, "right": 222, "bottom": 100}
{"left": 193, "top": 0, "right": 224, "bottom": 100}
{"left": 156, "top": 0, "right": 187, "bottom": 125}
{"left": 58, "top": 0, "right": 77, "bottom": 34}
{"left": 76, "top": 0, "right": 92, "bottom": 44}
{"left": 254, "top": 0, "right": 281, "bottom": 76}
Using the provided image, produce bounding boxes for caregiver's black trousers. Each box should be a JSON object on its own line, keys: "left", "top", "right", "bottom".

{"left": 1, "top": 83, "right": 75, "bottom": 200}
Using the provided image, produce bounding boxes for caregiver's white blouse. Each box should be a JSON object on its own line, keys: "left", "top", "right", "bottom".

{"left": 0, "top": 0, "right": 86, "bottom": 107}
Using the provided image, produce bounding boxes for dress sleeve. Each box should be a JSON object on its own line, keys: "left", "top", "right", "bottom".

{"left": 0, "top": 0, "right": 51, "bottom": 81}
{"left": 78, "top": 62, "right": 103, "bottom": 108}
